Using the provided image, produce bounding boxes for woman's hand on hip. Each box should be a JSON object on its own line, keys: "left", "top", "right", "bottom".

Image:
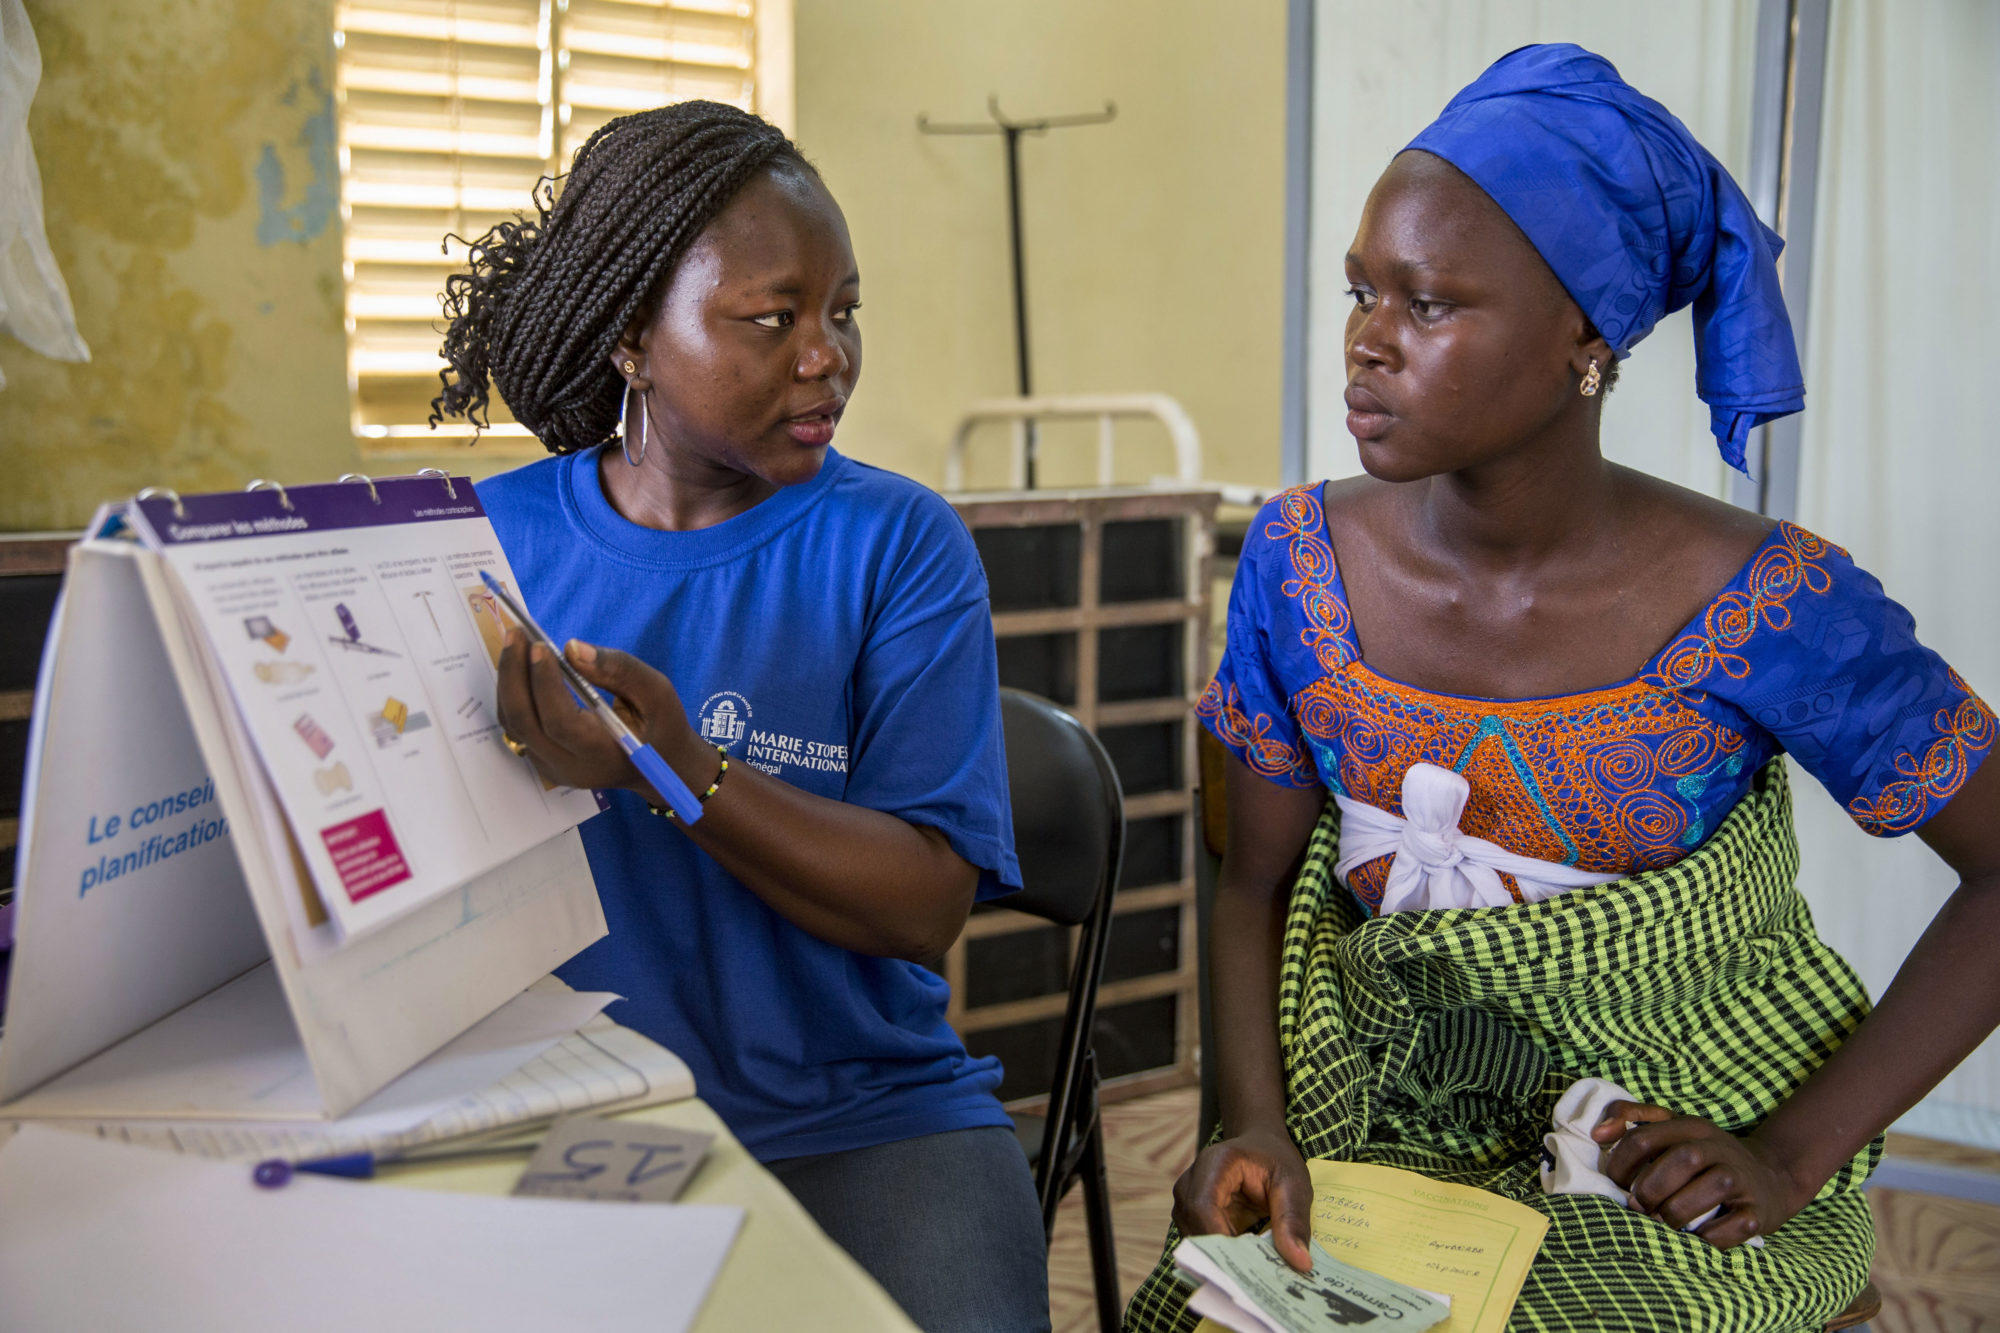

{"left": 494, "top": 629, "right": 700, "bottom": 797}
{"left": 1593, "top": 1100, "right": 1812, "bottom": 1248}
{"left": 1172, "top": 1125, "right": 1317, "bottom": 1273}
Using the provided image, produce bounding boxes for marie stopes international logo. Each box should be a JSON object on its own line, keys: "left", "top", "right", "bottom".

{"left": 697, "top": 691, "right": 751, "bottom": 748}
{"left": 694, "top": 690, "right": 849, "bottom": 777}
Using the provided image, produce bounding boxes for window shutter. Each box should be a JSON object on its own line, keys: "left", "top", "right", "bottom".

{"left": 560, "top": 0, "right": 755, "bottom": 161}
{"left": 335, "top": 0, "right": 762, "bottom": 456}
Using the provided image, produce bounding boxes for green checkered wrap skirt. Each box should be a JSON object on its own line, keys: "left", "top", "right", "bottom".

{"left": 1125, "top": 761, "right": 1878, "bottom": 1333}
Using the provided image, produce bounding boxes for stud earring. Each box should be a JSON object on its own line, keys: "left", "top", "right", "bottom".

{"left": 622, "top": 359, "right": 637, "bottom": 375}
{"left": 619, "top": 383, "right": 649, "bottom": 467}
{"left": 1580, "top": 359, "right": 1602, "bottom": 398}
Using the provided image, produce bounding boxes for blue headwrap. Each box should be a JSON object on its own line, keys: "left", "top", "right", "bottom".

{"left": 1406, "top": 44, "right": 1801, "bottom": 472}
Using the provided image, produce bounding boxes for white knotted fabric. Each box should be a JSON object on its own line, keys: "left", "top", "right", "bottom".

{"left": 1333, "top": 762, "right": 1621, "bottom": 914}
{"left": 1539, "top": 1076, "right": 1763, "bottom": 1245}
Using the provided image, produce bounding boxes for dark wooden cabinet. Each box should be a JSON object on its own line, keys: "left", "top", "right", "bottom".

{"left": 0, "top": 537, "right": 71, "bottom": 909}
{"left": 946, "top": 488, "right": 1218, "bottom": 1106}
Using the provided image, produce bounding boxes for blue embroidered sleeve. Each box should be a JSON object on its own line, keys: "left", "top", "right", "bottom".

{"left": 1675, "top": 526, "right": 1996, "bottom": 835}
{"left": 1197, "top": 492, "right": 1319, "bottom": 789}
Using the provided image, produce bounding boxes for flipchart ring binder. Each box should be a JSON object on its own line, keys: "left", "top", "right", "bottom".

{"left": 134, "top": 485, "right": 184, "bottom": 518}
{"left": 243, "top": 477, "right": 294, "bottom": 510}
{"left": 338, "top": 473, "right": 383, "bottom": 504}
{"left": 0, "top": 470, "right": 609, "bottom": 1120}
{"left": 416, "top": 467, "right": 460, "bottom": 500}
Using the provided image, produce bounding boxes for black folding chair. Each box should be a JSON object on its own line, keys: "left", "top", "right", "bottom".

{"left": 999, "top": 687, "right": 1126, "bottom": 1333}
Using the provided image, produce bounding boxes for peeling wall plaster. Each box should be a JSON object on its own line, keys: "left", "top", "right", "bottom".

{"left": 257, "top": 69, "right": 338, "bottom": 248}
{"left": 0, "top": 0, "right": 356, "bottom": 531}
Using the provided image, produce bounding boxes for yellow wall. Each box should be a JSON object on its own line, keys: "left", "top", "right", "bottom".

{"left": 791, "top": 0, "right": 1287, "bottom": 492}
{"left": 0, "top": 0, "right": 355, "bottom": 532}
{"left": 0, "top": 0, "right": 1287, "bottom": 530}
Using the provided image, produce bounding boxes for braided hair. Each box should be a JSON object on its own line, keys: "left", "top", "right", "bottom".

{"left": 430, "top": 101, "right": 813, "bottom": 454}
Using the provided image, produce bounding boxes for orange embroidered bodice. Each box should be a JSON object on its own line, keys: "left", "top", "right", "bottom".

{"left": 1199, "top": 484, "right": 1995, "bottom": 912}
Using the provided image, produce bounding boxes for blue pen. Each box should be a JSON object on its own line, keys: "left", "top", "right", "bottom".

{"left": 478, "top": 569, "right": 706, "bottom": 823}
{"left": 252, "top": 1142, "right": 535, "bottom": 1187}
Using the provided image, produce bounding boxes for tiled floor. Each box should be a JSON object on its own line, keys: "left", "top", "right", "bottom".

{"left": 1046, "top": 1093, "right": 2000, "bottom": 1333}
{"left": 1871, "top": 1134, "right": 2000, "bottom": 1331}
{"left": 1046, "top": 1088, "right": 1199, "bottom": 1333}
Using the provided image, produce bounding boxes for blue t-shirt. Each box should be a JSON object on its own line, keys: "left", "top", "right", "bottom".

{"left": 478, "top": 446, "right": 1022, "bottom": 1161}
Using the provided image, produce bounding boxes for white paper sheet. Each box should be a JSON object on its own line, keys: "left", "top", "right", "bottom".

{"left": 1188, "top": 1281, "right": 1281, "bottom": 1333}
{"left": 2, "top": 965, "right": 611, "bottom": 1125}
{"left": 0, "top": 1125, "right": 742, "bottom": 1333}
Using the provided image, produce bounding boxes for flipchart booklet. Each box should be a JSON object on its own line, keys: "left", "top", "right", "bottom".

{"left": 1, "top": 474, "right": 612, "bottom": 1121}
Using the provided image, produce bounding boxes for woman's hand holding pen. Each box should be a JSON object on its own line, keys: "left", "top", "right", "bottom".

{"left": 493, "top": 629, "right": 711, "bottom": 801}
{"left": 493, "top": 626, "right": 976, "bottom": 961}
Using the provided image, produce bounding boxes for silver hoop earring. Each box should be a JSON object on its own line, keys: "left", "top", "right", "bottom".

{"left": 620, "top": 383, "right": 649, "bottom": 467}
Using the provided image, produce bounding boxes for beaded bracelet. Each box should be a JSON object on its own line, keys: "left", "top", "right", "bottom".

{"left": 648, "top": 744, "right": 729, "bottom": 820}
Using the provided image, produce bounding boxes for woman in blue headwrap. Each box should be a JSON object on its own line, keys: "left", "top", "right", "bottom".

{"left": 1128, "top": 45, "right": 2000, "bottom": 1331}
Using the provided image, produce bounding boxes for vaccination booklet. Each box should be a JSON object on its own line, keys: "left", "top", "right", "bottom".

{"left": 1175, "top": 1231, "right": 1451, "bottom": 1333}
{"left": 1190, "top": 1159, "right": 1547, "bottom": 1333}
{"left": 1, "top": 474, "right": 611, "bottom": 1122}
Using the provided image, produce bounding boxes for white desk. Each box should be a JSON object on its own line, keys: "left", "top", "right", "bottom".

{"left": 388, "top": 1098, "right": 921, "bottom": 1333}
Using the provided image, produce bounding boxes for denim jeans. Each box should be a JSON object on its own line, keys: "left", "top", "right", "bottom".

{"left": 766, "top": 1125, "right": 1053, "bottom": 1333}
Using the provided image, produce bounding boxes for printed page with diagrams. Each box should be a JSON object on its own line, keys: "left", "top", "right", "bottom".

{"left": 124, "top": 479, "right": 602, "bottom": 942}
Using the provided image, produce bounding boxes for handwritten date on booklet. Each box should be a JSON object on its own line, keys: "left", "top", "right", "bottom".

{"left": 512, "top": 1116, "right": 714, "bottom": 1204}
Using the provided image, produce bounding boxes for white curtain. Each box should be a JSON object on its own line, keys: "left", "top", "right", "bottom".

{"left": 1305, "top": 0, "right": 1758, "bottom": 494}
{"left": 1790, "top": 0, "right": 2000, "bottom": 1149}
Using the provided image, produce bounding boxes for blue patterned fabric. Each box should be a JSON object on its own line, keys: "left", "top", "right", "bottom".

{"left": 1199, "top": 486, "right": 1996, "bottom": 912}
{"left": 1406, "top": 43, "right": 1802, "bottom": 470}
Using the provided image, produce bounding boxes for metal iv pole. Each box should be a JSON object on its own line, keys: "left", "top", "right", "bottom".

{"left": 918, "top": 95, "right": 1117, "bottom": 489}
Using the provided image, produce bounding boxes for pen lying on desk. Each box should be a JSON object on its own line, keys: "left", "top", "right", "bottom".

{"left": 252, "top": 1142, "right": 538, "bottom": 1188}
{"left": 478, "top": 569, "right": 706, "bottom": 823}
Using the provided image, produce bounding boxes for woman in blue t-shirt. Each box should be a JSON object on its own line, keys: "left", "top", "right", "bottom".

{"left": 430, "top": 102, "right": 1049, "bottom": 1333}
